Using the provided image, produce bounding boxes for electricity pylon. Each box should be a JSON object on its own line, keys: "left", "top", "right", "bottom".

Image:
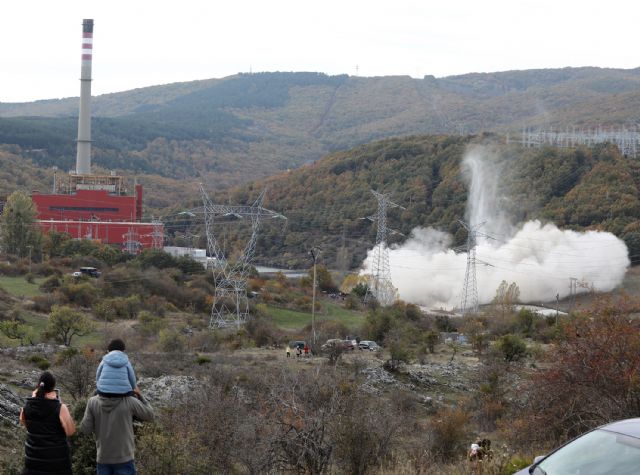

{"left": 365, "top": 190, "right": 405, "bottom": 306}
{"left": 143, "top": 217, "right": 164, "bottom": 249}
{"left": 122, "top": 227, "right": 140, "bottom": 255}
{"left": 459, "top": 220, "right": 485, "bottom": 315}
{"left": 200, "top": 185, "right": 285, "bottom": 329}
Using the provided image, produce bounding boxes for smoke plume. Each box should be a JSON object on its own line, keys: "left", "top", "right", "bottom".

{"left": 362, "top": 146, "right": 630, "bottom": 309}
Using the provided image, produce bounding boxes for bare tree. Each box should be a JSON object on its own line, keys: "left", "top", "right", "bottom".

{"left": 57, "top": 350, "right": 98, "bottom": 401}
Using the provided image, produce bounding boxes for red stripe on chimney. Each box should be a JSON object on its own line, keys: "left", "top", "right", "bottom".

{"left": 82, "top": 43, "right": 93, "bottom": 49}
{"left": 82, "top": 54, "right": 92, "bottom": 60}
{"left": 83, "top": 32, "right": 93, "bottom": 38}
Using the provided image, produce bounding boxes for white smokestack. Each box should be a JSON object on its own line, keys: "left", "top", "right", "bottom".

{"left": 362, "top": 146, "right": 630, "bottom": 309}
{"left": 75, "top": 19, "right": 93, "bottom": 175}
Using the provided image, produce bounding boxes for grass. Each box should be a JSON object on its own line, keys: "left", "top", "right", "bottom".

{"left": 0, "top": 276, "right": 46, "bottom": 298}
{"left": 0, "top": 310, "right": 105, "bottom": 350}
{"left": 266, "top": 299, "right": 365, "bottom": 331}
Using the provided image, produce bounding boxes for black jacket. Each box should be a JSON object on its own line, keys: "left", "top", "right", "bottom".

{"left": 22, "top": 397, "right": 72, "bottom": 475}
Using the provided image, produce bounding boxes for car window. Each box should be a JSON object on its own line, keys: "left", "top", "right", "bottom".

{"left": 537, "top": 429, "right": 640, "bottom": 475}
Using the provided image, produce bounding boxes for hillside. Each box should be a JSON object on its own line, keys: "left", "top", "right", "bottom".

{"left": 211, "top": 135, "right": 640, "bottom": 269}
{"left": 2, "top": 68, "right": 640, "bottom": 190}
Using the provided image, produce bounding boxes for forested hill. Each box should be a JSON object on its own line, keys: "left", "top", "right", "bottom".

{"left": 2, "top": 68, "right": 640, "bottom": 189}
{"left": 216, "top": 135, "right": 640, "bottom": 269}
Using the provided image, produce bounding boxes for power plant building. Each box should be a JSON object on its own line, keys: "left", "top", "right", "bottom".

{"left": 32, "top": 19, "right": 162, "bottom": 252}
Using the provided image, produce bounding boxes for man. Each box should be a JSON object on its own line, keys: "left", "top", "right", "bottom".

{"left": 80, "top": 387, "right": 154, "bottom": 475}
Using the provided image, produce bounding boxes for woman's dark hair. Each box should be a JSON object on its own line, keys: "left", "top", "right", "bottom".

{"left": 107, "top": 338, "right": 125, "bottom": 352}
{"left": 35, "top": 371, "right": 55, "bottom": 398}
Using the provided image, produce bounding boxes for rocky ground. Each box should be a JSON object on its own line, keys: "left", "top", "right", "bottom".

{"left": 0, "top": 341, "right": 490, "bottom": 471}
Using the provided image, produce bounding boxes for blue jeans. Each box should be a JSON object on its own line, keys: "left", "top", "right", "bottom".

{"left": 97, "top": 460, "right": 136, "bottom": 475}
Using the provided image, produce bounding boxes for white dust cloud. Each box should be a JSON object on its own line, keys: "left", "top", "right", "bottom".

{"left": 362, "top": 146, "right": 630, "bottom": 309}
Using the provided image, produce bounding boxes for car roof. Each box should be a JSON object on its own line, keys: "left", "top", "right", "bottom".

{"left": 601, "top": 418, "right": 640, "bottom": 438}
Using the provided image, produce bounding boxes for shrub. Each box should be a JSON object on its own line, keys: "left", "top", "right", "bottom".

{"left": 435, "top": 315, "right": 457, "bottom": 332}
{"left": 425, "top": 331, "right": 439, "bottom": 353}
{"left": 496, "top": 334, "right": 527, "bottom": 362}
{"left": 31, "top": 292, "right": 62, "bottom": 313}
{"left": 142, "top": 295, "right": 168, "bottom": 316}
{"left": 136, "top": 311, "right": 167, "bottom": 337}
{"left": 517, "top": 308, "right": 536, "bottom": 337}
{"left": 427, "top": 406, "right": 471, "bottom": 462}
{"left": 39, "top": 275, "right": 62, "bottom": 293}
{"left": 55, "top": 346, "right": 79, "bottom": 364}
{"left": 28, "top": 354, "right": 50, "bottom": 370}
{"left": 158, "top": 329, "right": 187, "bottom": 353}
{"left": 384, "top": 339, "right": 410, "bottom": 372}
{"left": 196, "top": 355, "right": 211, "bottom": 365}
{"left": 245, "top": 314, "right": 279, "bottom": 347}
{"left": 60, "top": 281, "right": 99, "bottom": 308}
{"left": 344, "top": 294, "right": 360, "bottom": 310}
{"left": 69, "top": 399, "right": 97, "bottom": 473}
{"left": 332, "top": 394, "right": 400, "bottom": 474}
{"left": 363, "top": 308, "right": 394, "bottom": 343}
{"left": 507, "top": 296, "right": 640, "bottom": 448}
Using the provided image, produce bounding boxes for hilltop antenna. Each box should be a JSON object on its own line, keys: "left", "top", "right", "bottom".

{"left": 200, "top": 185, "right": 286, "bottom": 329}
{"left": 459, "top": 220, "right": 485, "bottom": 315}
{"left": 364, "top": 190, "right": 405, "bottom": 306}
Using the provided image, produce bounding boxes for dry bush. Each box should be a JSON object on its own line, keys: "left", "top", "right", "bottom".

{"left": 245, "top": 312, "right": 283, "bottom": 347}
{"left": 31, "top": 292, "right": 63, "bottom": 313}
{"left": 505, "top": 295, "right": 640, "bottom": 449}
{"left": 425, "top": 406, "right": 471, "bottom": 463}
{"left": 57, "top": 347, "right": 98, "bottom": 401}
{"left": 332, "top": 392, "right": 403, "bottom": 474}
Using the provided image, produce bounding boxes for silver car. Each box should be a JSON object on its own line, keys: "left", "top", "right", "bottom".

{"left": 358, "top": 340, "right": 380, "bottom": 351}
{"left": 515, "top": 418, "right": 640, "bottom": 475}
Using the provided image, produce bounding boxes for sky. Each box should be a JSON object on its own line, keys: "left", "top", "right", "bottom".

{"left": 2, "top": 0, "right": 639, "bottom": 103}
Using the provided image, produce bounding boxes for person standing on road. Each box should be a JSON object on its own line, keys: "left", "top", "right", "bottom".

{"left": 20, "top": 371, "right": 75, "bottom": 475}
{"left": 80, "top": 387, "right": 154, "bottom": 475}
{"left": 286, "top": 345, "right": 291, "bottom": 358}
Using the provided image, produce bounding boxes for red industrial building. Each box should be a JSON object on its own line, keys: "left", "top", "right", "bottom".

{"left": 32, "top": 178, "right": 160, "bottom": 252}
{"left": 32, "top": 19, "right": 162, "bottom": 253}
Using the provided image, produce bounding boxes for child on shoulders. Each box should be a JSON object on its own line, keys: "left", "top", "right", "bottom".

{"left": 96, "top": 338, "right": 138, "bottom": 396}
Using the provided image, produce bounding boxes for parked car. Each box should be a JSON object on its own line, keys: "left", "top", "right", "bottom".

{"left": 79, "top": 266, "right": 101, "bottom": 278}
{"left": 288, "top": 341, "right": 305, "bottom": 350}
{"left": 321, "top": 339, "right": 354, "bottom": 351}
{"left": 71, "top": 271, "right": 83, "bottom": 278}
{"left": 358, "top": 341, "right": 380, "bottom": 351}
{"left": 515, "top": 417, "right": 640, "bottom": 474}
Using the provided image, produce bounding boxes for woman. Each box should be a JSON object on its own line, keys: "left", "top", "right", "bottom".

{"left": 20, "top": 371, "right": 75, "bottom": 475}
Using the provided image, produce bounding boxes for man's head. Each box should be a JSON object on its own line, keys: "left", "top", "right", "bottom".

{"left": 107, "top": 338, "right": 126, "bottom": 352}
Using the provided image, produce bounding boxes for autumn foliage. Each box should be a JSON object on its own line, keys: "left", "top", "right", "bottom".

{"left": 506, "top": 295, "right": 640, "bottom": 448}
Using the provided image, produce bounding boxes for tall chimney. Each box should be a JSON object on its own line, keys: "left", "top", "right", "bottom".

{"left": 75, "top": 19, "right": 93, "bottom": 175}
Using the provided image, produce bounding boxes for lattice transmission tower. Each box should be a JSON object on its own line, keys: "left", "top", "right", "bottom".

{"left": 365, "top": 190, "right": 405, "bottom": 306}
{"left": 200, "top": 185, "right": 285, "bottom": 329}
{"left": 122, "top": 227, "right": 140, "bottom": 255}
{"left": 459, "top": 220, "right": 485, "bottom": 315}
{"left": 143, "top": 217, "right": 164, "bottom": 249}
